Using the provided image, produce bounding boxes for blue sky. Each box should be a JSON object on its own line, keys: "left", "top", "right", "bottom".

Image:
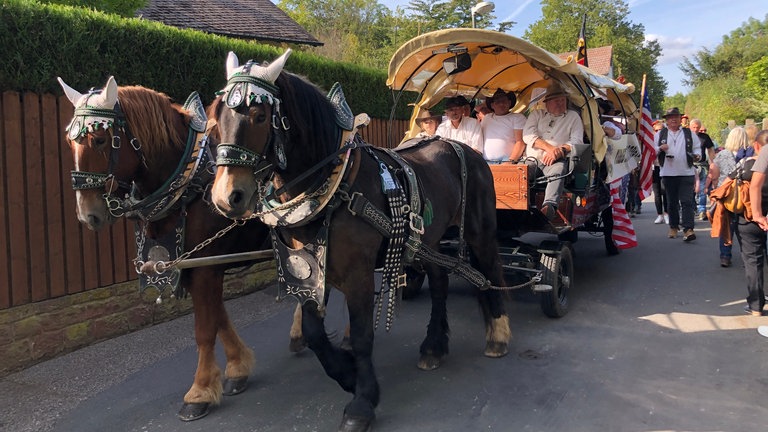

{"left": 380, "top": 0, "right": 768, "bottom": 96}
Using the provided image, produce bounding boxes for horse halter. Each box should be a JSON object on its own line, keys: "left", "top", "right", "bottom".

{"left": 67, "top": 89, "right": 145, "bottom": 216}
{"left": 216, "top": 60, "right": 290, "bottom": 179}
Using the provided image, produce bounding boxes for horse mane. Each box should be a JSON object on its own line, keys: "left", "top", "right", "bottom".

{"left": 275, "top": 72, "right": 339, "bottom": 165}
{"left": 116, "top": 86, "right": 190, "bottom": 164}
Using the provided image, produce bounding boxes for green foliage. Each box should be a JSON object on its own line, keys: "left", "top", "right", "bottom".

{"left": 523, "top": 0, "right": 666, "bottom": 114}
{"left": 745, "top": 56, "right": 768, "bottom": 101}
{"left": 38, "top": 0, "right": 147, "bottom": 17}
{"left": 684, "top": 77, "right": 768, "bottom": 134}
{"left": 680, "top": 15, "right": 768, "bottom": 87}
{"left": 0, "top": 0, "right": 408, "bottom": 118}
{"left": 662, "top": 93, "right": 687, "bottom": 118}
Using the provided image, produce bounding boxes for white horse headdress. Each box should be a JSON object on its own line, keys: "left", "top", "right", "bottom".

{"left": 221, "top": 49, "right": 292, "bottom": 109}
{"left": 57, "top": 76, "right": 120, "bottom": 142}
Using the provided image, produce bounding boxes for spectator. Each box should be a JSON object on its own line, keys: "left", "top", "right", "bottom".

{"left": 737, "top": 129, "right": 768, "bottom": 316}
{"left": 652, "top": 119, "right": 668, "bottom": 224}
{"left": 481, "top": 89, "right": 526, "bottom": 163}
{"left": 522, "top": 81, "right": 586, "bottom": 220}
{"left": 690, "top": 119, "right": 716, "bottom": 220}
{"left": 436, "top": 95, "right": 483, "bottom": 154}
{"left": 474, "top": 104, "right": 491, "bottom": 122}
{"left": 414, "top": 109, "right": 442, "bottom": 138}
{"left": 736, "top": 123, "right": 758, "bottom": 162}
{"left": 709, "top": 127, "right": 746, "bottom": 267}
{"left": 653, "top": 107, "right": 702, "bottom": 241}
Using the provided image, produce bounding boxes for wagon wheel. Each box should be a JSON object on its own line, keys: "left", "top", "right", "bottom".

{"left": 538, "top": 240, "right": 573, "bottom": 318}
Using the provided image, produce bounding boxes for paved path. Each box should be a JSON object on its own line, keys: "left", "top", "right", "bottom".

{"left": 3, "top": 204, "right": 768, "bottom": 431}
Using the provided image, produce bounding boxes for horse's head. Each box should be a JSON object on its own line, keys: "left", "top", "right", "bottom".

{"left": 58, "top": 76, "right": 146, "bottom": 230}
{"left": 210, "top": 49, "right": 292, "bottom": 219}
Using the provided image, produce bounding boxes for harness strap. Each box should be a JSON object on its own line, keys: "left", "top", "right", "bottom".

{"left": 381, "top": 148, "right": 424, "bottom": 263}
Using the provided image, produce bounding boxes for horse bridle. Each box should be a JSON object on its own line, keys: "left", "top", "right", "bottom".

{"left": 215, "top": 64, "right": 290, "bottom": 183}
{"left": 68, "top": 90, "right": 146, "bottom": 217}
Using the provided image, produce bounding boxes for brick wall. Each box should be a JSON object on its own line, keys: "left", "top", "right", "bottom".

{"left": 0, "top": 260, "right": 275, "bottom": 377}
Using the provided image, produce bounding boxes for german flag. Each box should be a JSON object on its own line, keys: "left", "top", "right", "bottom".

{"left": 576, "top": 14, "right": 588, "bottom": 67}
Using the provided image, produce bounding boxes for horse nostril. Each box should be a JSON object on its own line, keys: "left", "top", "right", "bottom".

{"left": 87, "top": 214, "right": 102, "bottom": 229}
{"left": 228, "top": 190, "right": 244, "bottom": 207}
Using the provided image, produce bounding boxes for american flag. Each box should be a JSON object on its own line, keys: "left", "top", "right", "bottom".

{"left": 638, "top": 83, "right": 656, "bottom": 199}
{"left": 609, "top": 178, "right": 638, "bottom": 249}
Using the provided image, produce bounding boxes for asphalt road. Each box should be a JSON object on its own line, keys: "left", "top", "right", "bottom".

{"left": 4, "top": 205, "right": 768, "bottom": 432}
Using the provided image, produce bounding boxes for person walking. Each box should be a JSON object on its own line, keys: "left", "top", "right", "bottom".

{"left": 709, "top": 127, "right": 746, "bottom": 267}
{"left": 737, "top": 129, "right": 768, "bottom": 316}
{"left": 653, "top": 107, "right": 702, "bottom": 241}
{"left": 651, "top": 120, "right": 668, "bottom": 224}
{"left": 690, "top": 119, "right": 716, "bottom": 220}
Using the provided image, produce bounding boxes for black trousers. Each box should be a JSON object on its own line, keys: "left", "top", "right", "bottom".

{"left": 662, "top": 175, "right": 695, "bottom": 230}
{"left": 735, "top": 215, "right": 766, "bottom": 312}
{"left": 652, "top": 166, "right": 667, "bottom": 214}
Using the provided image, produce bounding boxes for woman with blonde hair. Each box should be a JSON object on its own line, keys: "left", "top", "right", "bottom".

{"left": 710, "top": 127, "right": 749, "bottom": 267}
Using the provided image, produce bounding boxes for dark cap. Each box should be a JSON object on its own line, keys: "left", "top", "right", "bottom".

{"left": 444, "top": 95, "right": 470, "bottom": 109}
{"left": 485, "top": 89, "right": 516, "bottom": 109}
{"left": 662, "top": 107, "right": 682, "bottom": 118}
{"left": 543, "top": 81, "right": 568, "bottom": 101}
{"left": 415, "top": 109, "right": 442, "bottom": 125}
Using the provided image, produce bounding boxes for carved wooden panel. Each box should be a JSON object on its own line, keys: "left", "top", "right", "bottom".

{"left": 489, "top": 164, "right": 529, "bottom": 210}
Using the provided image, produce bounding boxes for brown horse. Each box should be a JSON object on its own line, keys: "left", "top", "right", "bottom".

{"left": 208, "top": 50, "right": 511, "bottom": 432}
{"left": 57, "top": 76, "right": 275, "bottom": 421}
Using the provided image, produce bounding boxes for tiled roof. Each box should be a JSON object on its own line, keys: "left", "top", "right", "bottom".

{"left": 137, "top": 0, "right": 322, "bottom": 46}
{"left": 558, "top": 45, "right": 613, "bottom": 77}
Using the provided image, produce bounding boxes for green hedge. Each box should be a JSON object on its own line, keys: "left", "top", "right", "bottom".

{"left": 0, "top": 0, "right": 410, "bottom": 118}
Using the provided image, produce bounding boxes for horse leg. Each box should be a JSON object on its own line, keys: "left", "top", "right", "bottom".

{"left": 339, "top": 277, "right": 379, "bottom": 432}
{"left": 466, "top": 232, "right": 511, "bottom": 358}
{"left": 300, "top": 302, "right": 357, "bottom": 393}
{"left": 178, "top": 268, "right": 225, "bottom": 421}
{"left": 289, "top": 302, "right": 307, "bottom": 352}
{"left": 418, "top": 263, "right": 450, "bottom": 371}
{"left": 218, "top": 311, "right": 255, "bottom": 396}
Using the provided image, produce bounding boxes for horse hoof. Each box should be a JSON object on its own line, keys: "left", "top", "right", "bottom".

{"left": 223, "top": 376, "right": 249, "bottom": 396}
{"left": 484, "top": 342, "right": 509, "bottom": 358}
{"left": 289, "top": 336, "right": 307, "bottom": 353}
{"left": 177, "top": 402, "right": 210, "bottom": 421}
{"left": 338, "top": 413, "right": 373, "bottom": 432}
{"left": 417, "top": 354, "right": 442, "bottom": 371}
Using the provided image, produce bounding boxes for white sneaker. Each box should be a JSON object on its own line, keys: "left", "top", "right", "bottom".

{"left": 654, "top": 215, "right": 664, "bottom": 224}
{"left": 663, "top": 214, "right": 669, "bottom": 224}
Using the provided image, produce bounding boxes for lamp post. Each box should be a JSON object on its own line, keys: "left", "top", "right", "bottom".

{"left": 471, "top": 1, "right": 495, "bottom": 28}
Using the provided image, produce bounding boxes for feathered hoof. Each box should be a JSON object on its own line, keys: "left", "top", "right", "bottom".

{"left": 177, "top": 402, "right": 210, "bottom": 421}
{"left": 289, "top": 336, "right": 307, "bottom": 353}
{"left": 222, "top": 376, "right": 249, "bottom": 396}
{"left": 338, "top": 413, "right": 373, "bottom": 432}
{"left": 417, "top": 354, "right": 442, "bottom": 371}
{"left": 484, "top": 341, "right": 509, "bottom": 358}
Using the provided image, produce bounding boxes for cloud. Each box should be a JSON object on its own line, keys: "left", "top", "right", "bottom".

{"left": 646, "top": 33, "right": 696, "bottom": 66}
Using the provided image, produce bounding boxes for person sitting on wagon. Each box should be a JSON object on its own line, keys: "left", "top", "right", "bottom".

{"left": 414, "top": 109, "right": 442, "bottom": 138}
{"left": 481, "top": 89, "right": 526, "bottom": 163}
{"left": 436, "top": 95, "right": 484, "bottom": 154}
{"left": 522, "top": 81, "right": 585, "bottom": 220}
{"left": 597, "top": 98, "right": 623, "bottom": 140}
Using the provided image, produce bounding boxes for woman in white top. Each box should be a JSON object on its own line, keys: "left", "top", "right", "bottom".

{"left": 481, "top": 89, "right": 526, "bottom": 163}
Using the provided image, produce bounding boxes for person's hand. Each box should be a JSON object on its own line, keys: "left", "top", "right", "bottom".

{"left": 755, "top": 215, "right": 768, "bottom": 231}
{"left": 541, "top": 146, "right": 562, "bottom": 165}
{"left": 659, "top": 143, "right": 669, "bottom": 152}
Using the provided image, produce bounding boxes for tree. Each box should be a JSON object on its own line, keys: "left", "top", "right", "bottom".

{"left": 680, "top": 15, "right": 768, "bottom": 87}
{"left": 523, "top": 0, "right": 666, "bottom": 114}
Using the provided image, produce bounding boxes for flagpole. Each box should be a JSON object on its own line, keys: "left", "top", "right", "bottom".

{"left": 640, "top": 73, "right": 647, "bottom": 110}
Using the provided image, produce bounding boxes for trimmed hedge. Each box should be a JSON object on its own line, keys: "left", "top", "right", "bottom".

{"left": 0, "top": 0, "right": 410, "bottom": 118}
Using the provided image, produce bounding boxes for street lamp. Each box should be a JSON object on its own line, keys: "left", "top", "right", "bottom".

{"left": 471, "top": 1, "right": 495, "bottom": 28}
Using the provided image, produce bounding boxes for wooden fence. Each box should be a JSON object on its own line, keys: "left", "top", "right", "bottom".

{"left": 0, "top": 90, "right": 410, "bottom": 310}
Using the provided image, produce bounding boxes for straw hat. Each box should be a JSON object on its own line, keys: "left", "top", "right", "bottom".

{"left": 543, "top": 81, "right": 568, "bottom": 101}
{"left": 415, "top": 109, "right": 442, "bottom": 125}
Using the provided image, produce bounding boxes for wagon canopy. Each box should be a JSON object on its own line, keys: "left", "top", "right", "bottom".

{"left": 387, "top": 28, "right": 638, "bottom": 161}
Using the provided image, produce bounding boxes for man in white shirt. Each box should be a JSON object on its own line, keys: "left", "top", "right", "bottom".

{"left": 522, "top": 81, "right": 585, "bottom": 220}
{"left": 481, "top": 89, "right": 526, "bottom": 162}
{"left": 436, "top": 96, "right": 483, "bottom": 154}
{"left": 653, "top": 107, "right": 702, "bottom": 241}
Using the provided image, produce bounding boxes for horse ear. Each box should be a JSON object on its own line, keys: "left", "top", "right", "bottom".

{"left": 88, "top": 76, "right": 118, "bottom": 109}
{"left": 57, "top": 77, "right": 84, "bottom": 106}
{"left": 226, "top": 51, "right": 240, "bottom": 79}
{"left": 263, "top": 49, "right": 292, "bottom": 84}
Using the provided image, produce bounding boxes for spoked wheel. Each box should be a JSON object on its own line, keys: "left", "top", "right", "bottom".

{"left": 538, "top": 240, "right": 573, "bottom": 318}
